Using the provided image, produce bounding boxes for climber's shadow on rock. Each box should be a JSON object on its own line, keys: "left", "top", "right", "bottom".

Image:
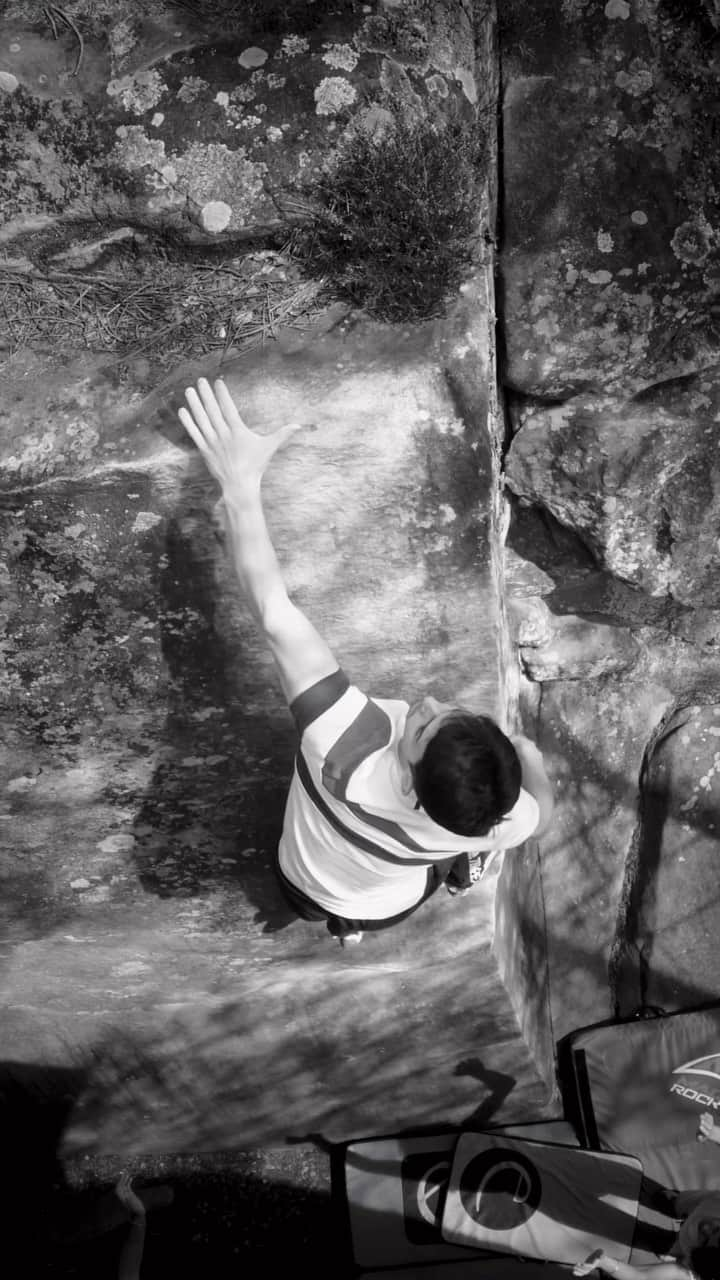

{"left": 131, "top": 464, "right": 299, "bottom": 934}
{"left": 453, "top": 1057, "right": 517, "bottom": 1127}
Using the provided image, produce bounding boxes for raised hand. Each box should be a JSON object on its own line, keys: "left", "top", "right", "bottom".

{"left": 573, "top": 1249, "right": 605, "bottom": 1277}
{"left": 178, "top": 377, "right": 303, "bottom": 496}
{"left": 698, "top": 1111, "right": 719, "bottom": 1143}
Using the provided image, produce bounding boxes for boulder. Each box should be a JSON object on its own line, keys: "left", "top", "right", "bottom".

{"left": 0, "top": 0, "right": 564, "bottom": 1157}
{"left": 0, "top": 1, "right": 478, "bottom": 250}
{"left": 500, "top": 0, "right": 720, "bottom": 398}
{"left": 519, "top": 611, "right": 642, "bottom": 683}
{"left": 505, "top": 373, "right": 720, "bottom": 609}
{"left": 1, "top": 297, "right": 551, "bottom": 1149}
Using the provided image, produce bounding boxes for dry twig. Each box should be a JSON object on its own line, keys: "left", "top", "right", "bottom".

{"left": 0, "top": 252, "right": 329, "bottom": 367}
{"left": 44, "top": 3, "right": 84, "bottom": 76}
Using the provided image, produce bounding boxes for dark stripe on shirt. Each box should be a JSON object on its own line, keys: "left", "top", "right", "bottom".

{"left": 322, "top": 698, "right": 431, "bottom": 853}
{"left": 343, "top": 796, "right": 432, "bottom": 853}
{"left": 290, "top": 668, "right": 350, "bottom": 735}
{"left": 322, "top": 699, "right": 391, "bottom": 792}
{"left": 295, "top": 751, "right": 439, "bottom": 868}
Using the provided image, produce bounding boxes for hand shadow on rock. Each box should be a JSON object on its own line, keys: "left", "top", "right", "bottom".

{"left": 130, "top": 470, "right": 299, "bottom": 934}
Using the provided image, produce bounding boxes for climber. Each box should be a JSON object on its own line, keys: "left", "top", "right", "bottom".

{"left": 178, "top": 377, "right": 554, "bottom": 945}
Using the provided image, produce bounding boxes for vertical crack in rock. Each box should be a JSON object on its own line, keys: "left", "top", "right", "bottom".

{"left": 530, "top": 679, "right": 557, "bottom": 1045}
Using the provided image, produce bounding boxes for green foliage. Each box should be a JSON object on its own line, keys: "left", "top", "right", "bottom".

{"left": 293, "top": 106, "right": 486, "bottom": 322}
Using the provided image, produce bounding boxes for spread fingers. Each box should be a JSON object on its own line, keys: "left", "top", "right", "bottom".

{"left": 178, "top": 404, "right": 211, "bottom": 457}
{"left": 214, "top": 378, "right": 246, "bottom": 430}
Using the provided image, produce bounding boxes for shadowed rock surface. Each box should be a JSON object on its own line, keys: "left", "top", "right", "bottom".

{"left": 612, "top": 703, "right": 720, "bottom": 1014}
{"left": 498, "top": 0, "right": 720, "bottom": 1041}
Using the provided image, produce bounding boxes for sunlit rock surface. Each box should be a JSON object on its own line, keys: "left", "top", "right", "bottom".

{"left": 1, "top": 310, "right": 553, "bottom": 1154}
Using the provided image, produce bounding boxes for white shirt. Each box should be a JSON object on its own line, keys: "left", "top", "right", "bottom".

{"left": 279, "top": 670, "right": 539, "bottom": 920}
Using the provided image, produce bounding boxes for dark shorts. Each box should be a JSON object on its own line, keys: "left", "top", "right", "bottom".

{"left": 274, "top": 852, "right": 469, "bottom": 939}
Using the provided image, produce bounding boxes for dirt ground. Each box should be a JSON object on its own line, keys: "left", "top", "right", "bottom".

{"left": 49, "top": 1152, "right": 347, "bottom": 1278}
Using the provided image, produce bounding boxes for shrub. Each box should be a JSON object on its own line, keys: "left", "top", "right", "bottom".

{"left": 292, "top": 104, "right": 487, "bottom": 322}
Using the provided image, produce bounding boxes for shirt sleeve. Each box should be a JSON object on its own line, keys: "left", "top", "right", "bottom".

{"left": 290, "top": 668, "right": 350, "bottom": 735}
{"left": 491, "top": 787, "right": 540, "bottom": 849}
{"left": 290, "top": 669, "right": 374, "bottom": 774}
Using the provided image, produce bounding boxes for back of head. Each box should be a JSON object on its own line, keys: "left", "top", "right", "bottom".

{"left": 413, "top": 713, "right": 521, "bottom": 837}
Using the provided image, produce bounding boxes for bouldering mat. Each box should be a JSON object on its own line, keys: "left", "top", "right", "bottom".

{"left": 442, "top": 1134, "right": 642, "bottom": 1264}
{"left": 359, "top": 1264, "right": 571, "bottom": 1279}
{"left": 560, "top": 1005, "right": 720, "bottom": 1188}
{"left": 344, "top": 1121, "right": 578, "bottom": 1269}
{"left": 344, "top": 1133, "right": 491, "bottom": 1269}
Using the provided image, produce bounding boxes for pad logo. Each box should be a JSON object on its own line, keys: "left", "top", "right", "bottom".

{"left": 670, "top": 1052, "right": 720, "bottom": 1109}
{"left": 400, "top": 1153, "right": 451, "bottom": 1244}
{"left": 673, "top": 1054, "right": 720, "bottom": 1085}
{"left": 459, "top": 1148, "right": 542, "bottom": 1231}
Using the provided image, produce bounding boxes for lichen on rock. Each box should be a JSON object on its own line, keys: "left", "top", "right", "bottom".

{"left": 111, "top": 126, "right": 267, "bottom": 229}
{"left": 671, "top": 217, "right": 714, "bottom": 265}
{"left": 107, "top": 69, "right": 166, "bottom": 115}
{"left": 237, "top": 47, "right": 269, "bottom": 70}
{"left": 321, "top": 42, "right": 358, "bottom": 73}
{"left": 278, "top": 35, "right": 310, "bottom": 58}
{"left": 313, "top": 75, "right": 357, "bottom": 116}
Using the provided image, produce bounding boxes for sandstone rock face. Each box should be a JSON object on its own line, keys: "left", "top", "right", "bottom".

{"left": 510, "top": 598, "right": 642, "bottom": 682}
{"left": 500, "top": 2, "right": 720, "bottom": 398}
{"left": 498, "top": 0, "right": 720, "bottom": 1041}
{"left": 506, "top": 376, "right": 720, "bottom": 609}
{"left": 0, "top": 2, "right": 555, "bottom": 1158}
{"left": 5, "top": 0, "right": 720, "bottom": 1161}
{"left": 0, "top": 310, "right": 519, "bottom": 1149}
{"left": 0, "top": 0, "right": 477, "bottom": 247}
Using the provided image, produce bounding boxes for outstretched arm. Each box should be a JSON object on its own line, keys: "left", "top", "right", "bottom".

{"left": 178, "top": 377, "right": 338, "bottom": 704}
{"left": 698, "top": 1111, "right": 720, "bottom": 1145}
{"left": 511, "top": 734, "right": 555, "bottom": 837}
{"left": 574, "top": 1252, "right": 688, "bottom": 1279}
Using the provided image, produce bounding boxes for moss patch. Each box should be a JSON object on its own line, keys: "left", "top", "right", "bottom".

{"left": 0, "top": 90, "right": 115, "bottom": 221}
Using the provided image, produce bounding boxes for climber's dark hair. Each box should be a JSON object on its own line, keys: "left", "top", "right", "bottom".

{"left": 412, "top": 712, "right": 521, "bottom": 837}
{"left": 689, "top": 1235, "right": 720, "bottom": 1280}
